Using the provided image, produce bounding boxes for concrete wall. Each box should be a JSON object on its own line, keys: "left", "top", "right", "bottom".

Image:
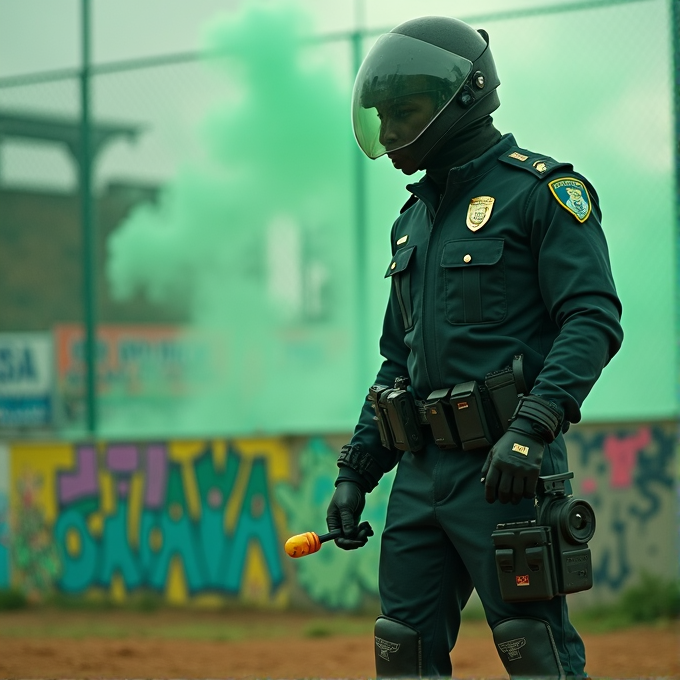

{"left": 0, "top": 421, "right": 677, "bottom": 611}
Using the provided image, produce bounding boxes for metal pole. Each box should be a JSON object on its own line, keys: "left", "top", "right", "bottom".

{"left": 672, "top": 0, "right": 680, "bottom": 420}
{"left": 352, "top": 0, "right": 369, "bottom": 392}
{"left": 80, "top": 0, "right": 97, "bottom": 434}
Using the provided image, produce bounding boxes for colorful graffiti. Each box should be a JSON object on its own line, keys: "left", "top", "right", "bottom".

{"left": 8, "top": 439, "right": 290, "bottom": 605}
{"left": 566, "top": 423, "right": 677, "bottom": 601}
{"left": 3, "top": 423, "right": 676, "bottom": 609}
{"left": 275, "top": 437, "right": 394, "bottom": 610}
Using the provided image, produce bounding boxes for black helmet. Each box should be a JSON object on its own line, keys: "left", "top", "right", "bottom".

{"left": 351, "top": 16, "right": 500, "bottom": 167}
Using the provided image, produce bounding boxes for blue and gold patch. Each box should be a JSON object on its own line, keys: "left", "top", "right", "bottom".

{"left": 548, "top": 177, "right": 591, "bottom": 223}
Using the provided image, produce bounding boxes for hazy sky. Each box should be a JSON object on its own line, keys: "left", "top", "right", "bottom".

{"left": 0, "top": 0, "right": 586, "bottom": 77}
{"left": 0, "top": 0, "right": 674, "bottom": 425}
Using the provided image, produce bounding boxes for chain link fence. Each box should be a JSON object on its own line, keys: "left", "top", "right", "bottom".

{"left": 0, "top": 0, "right": 676, "bottom": 438}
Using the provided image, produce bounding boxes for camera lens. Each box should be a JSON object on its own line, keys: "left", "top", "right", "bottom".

{"left": 560, "top": 499, "right": 596, "bottom": 544}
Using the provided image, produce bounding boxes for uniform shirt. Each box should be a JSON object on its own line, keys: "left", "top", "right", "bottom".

{"left": 339, "top": 133, "right": 623, "bottom": 491}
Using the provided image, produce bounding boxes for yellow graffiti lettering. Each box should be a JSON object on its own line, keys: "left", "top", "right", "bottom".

{"left": 98, "top": 470, "right": 116, "bottom": 516}
{"left": 212, "top": 440, "right": 227, "bottom": 472}
{"left": 87, "top": 512, "right": 104, "bottom": 537}
{"left": 110, "top": 572, "right": 126, "bottom": 603}
{"left": 149, "top": 527, "right": 163, "bottom": 553}
{"left": 66, "top": 527, "right": 81, "bottom": 557}
{"left": 10, "top": 443, "right": 74, "bottom": 524}
{"left": 225, "top": 454, "right": 250, "bottom": 534}
{"left": 169, "top": 503, "right": 183, "bottom": 522}
{"left": 169, "top": 441, "right": 203, "bottom": 520}
{"left": 127, "top": 472, "right": 144, "bottom": 549}
{"left": 242, "top": 540, "right": 271, "bottom": 606}
{"left": 166, "top": 555, "right": 188, "bottom": 605}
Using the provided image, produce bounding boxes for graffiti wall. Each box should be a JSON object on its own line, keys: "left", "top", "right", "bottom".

{"left": 565, "top": 421, "right": 679, "bottom": 608}
{"left": 6, "top": 439, "right": 290, "bottom": 606}
{"left": 1, "top": 422, "right": 677, "bottom": 609}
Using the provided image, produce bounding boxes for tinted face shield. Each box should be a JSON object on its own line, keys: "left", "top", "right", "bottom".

{"left": 352, "top": 33, "right": 473, "bottom": 159}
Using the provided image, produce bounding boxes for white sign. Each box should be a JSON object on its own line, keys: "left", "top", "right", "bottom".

{"left": 0, "top": 333, "right": 53, "bottom": 426}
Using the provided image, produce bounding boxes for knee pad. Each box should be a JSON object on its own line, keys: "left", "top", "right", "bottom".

{"left": 493, "top": 617, "right": 565, "bottom": 678}
{"left": 374, "top": 616, "right": 422, "bottom": 678}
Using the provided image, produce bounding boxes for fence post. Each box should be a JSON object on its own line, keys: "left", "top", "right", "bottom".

{"left": 80, "top": 0, "right": 97, "bottom": 435}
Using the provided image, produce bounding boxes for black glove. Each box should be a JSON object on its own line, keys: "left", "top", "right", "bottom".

{"left": 482, "top": 394, "right": 563, "bottom": 505}
{"left": 326, "top": 481, "right": 373, "bottom": 550}
{"left": 481, "top": 417, "right": 546, "bottom": 504}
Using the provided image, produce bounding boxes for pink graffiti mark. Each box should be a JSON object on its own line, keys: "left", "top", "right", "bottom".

{"left": 59, "top": 446, "right": 98, "bottom": 503}
{"left": 580, "top": 477, "right": 597, "bottom": 494}
{"left": 117, "top": 480, "right": 129, "bottom": 497}
{"left": 603, "top": 427, "right": 652, "bottom": 489}
{"left": 106, "top": 445, "right": 138, "bottom": 473}
{"left": 145, "top": 445, "right": 167, "bottom": 508}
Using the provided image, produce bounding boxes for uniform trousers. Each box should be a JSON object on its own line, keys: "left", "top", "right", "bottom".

{"left": 378, "top": 435, "right": 586, "bottom": 676}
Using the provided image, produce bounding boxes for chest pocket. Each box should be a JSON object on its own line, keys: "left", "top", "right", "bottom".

{"left": 441, "top": 238, "right": 506, "bottom": 324}
{"left": 385, "top": 245, "right": 415, "bottom": 330}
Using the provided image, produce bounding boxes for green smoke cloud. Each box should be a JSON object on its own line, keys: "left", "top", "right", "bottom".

{"left": 107, "top": 2, "right": 368, "bottom": 437}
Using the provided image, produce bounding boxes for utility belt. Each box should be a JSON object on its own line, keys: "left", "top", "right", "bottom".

{"left": 368, "top": 355, "right": 528, "bottom": 454}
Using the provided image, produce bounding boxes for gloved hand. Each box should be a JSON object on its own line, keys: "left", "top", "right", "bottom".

{"left": 326, "top": 481, "right": 373, "bottom": 550}
{"left": 481, "top": 417, "right": 546, "bottom": 504}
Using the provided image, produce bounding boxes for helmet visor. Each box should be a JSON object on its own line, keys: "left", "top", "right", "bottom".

{"left": 352, "top": 33, "right": 473, "bottom": 159}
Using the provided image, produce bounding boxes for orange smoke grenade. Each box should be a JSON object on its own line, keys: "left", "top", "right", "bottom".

{"left": 284, "top": 529, "right": 341, "bottom": 558}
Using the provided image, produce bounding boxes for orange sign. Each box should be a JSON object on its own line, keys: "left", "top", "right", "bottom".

{"left": 53, "top": 324, "right": 227, "bottom": 422}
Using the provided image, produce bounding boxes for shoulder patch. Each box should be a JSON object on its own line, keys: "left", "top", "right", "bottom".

{"left": 400, "top": 193, "right": 419, "bottom": 214}
{"left": 548, "top": 177, "right": 591, "bottom": 223}
{"left": 499, "top": 147, "right": 572, "bottom": 178}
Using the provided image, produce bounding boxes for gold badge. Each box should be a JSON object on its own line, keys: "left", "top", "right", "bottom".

{"left": 512, "top": 443, "right": 529, "bottom": 455}
{"left": 533, "top": 160, "right": 548, "bottom": 173}
{"left": 466, "top": 196, "right": 495, "bottom": 232}
{"left": 509, "top": 151, "right": 528, "bottom": 161}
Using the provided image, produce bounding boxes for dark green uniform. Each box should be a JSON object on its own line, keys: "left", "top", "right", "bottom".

{"left": 338, "top": 133, "right": 623, "bottom": 676}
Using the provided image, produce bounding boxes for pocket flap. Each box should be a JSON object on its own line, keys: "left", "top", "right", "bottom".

{"left": 440, "top": 238, "right": 504, "bottom": 268}
{"left": 385, "top": 245, "right": 416, "bottom": 278}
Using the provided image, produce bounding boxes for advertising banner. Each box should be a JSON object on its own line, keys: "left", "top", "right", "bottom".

{"left": 54, "top": 325, "right": 227, "bottom": 428}
{"left": 0, "top": 333, "right": 53, "bottom": 427}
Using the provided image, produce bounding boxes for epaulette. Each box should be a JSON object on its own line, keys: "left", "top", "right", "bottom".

{"left": 400, "top": 193, "right": 419, "bottom": 214}
{"left": 498, "top": 147, "right": 572, "bottom": 179}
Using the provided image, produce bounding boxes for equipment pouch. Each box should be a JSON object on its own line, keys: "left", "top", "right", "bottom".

{"left": 383, "top": 388, "right": 424, "bottom": 453}
{"left": 492, "top": 521, "right": 558, "bottom": 601}
{"left": 484, "top": 354, "right": 526, "bottom": 434}
{"left": 424, "top": 388, "right": 459, "bottom": 449}
{"left": 368, "top": 385, "right": 396, "bottom": 451}
{"left": 449, "top": 381, "right": 493, "bottom": 450}
{"left": 485, "top": 368, "right": 519, "bottom": 433}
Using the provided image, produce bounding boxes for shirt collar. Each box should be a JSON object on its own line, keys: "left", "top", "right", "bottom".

{"left": 406, "top": 133, "right": 517, "bottom": 199}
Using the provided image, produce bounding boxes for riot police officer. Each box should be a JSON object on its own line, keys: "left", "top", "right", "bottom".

{"left": 326, "top": 15, "right": 623, "bottom": 679}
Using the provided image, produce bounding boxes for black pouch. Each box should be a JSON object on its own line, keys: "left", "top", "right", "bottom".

{"left": 485, "top": 368, "right": 518, "bottom": 433}
{"left": 424, "top": 388, "right": 459, "bottom": 449}
{"left": 492, "top": 521, "right": 558, "bottom": 601}
{"left": 368, "top": 384, "right": 395, "bottom": 450}
{"left": 449, "top": 381, "right": 493, "bottom": 450}
{"left": 484, "top": 354, "right": 525, "bottom": 433}
{"left": 383, "top": 388, "right": 424, "bottom": 453}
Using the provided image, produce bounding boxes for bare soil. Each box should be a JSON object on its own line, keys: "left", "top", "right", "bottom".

{"left": 0, "top": 609, "right": 677, "bottom": 679}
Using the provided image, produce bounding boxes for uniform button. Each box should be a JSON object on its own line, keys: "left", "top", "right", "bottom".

{"left": 463, "top": 254, "right": 472, "bottom": 263}
{"left": 390, "top": 262, "right": 396, "bottom": 270}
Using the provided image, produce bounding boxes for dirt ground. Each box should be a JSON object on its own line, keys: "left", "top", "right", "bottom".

{"left": 0, "top": 609, "right": 678, "bottom": 679}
